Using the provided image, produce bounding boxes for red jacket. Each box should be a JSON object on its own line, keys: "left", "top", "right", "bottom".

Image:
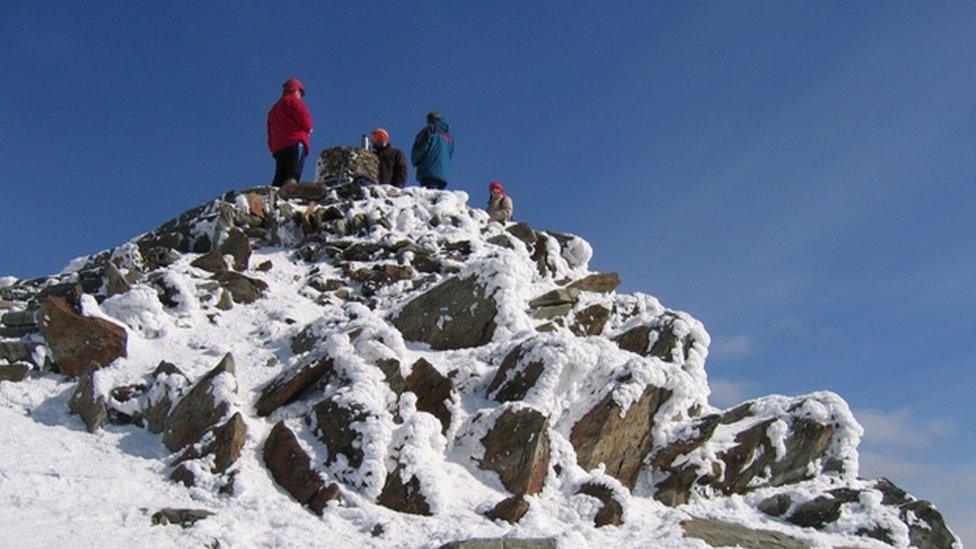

{"left": 267, "top": 94, "right": 313, "bottom": 155}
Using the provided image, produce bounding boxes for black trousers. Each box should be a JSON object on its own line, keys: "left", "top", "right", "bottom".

{"left": 271, "top": 143, "right": 306, "bottom": 187}
{"left": 419, "top": 177, "right": 447, "bottom": 190}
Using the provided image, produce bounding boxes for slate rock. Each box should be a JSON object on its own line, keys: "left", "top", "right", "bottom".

{"left": 144, "top": 361, "right": 190, "bottom": 434}
{"left": 256, "top": 357, "right": 335, "bottom": 417}
{"left": 568, "top": 272, "right": 621, "bottom": 293}
{"left": 376, "top": 465, "right": 432, "bottom": 516}
{"left": 393, "top": 276, "right": 497, "bottom": 351}
{"left": 218, "top": 228, "right": 251, "bottom": 271}
{"left": 577, "top": 483, "right": 624, "bottom": 527}
{"left": 171, "top": 412, "right": 248, "bottom": 486}
{"left": 480, "top": 407, "right": 550, "bottom": 495}
{"left": 505, "top": 222, "right": 536, "bottom": 245}
{"left": 191, "top": 251, "right": 228, "bottom": 273}
{"left": 486, "top": 345, "right": 544, "bottom": 403}
{"left": 151, "top": 508, "right": 214, "bottom": 528}
{"left": 214, "top": 271, "right": 268, "bottom": 304}
{"left": 39, "top": 296, "right": 128, "bottom": 377}
{"left": 484, "top": 495, "right": 530, "bottom": 524}
{"left": 681, "top": 517, "right": 808, "bottom": 549}
{"left": 570, "top": 384, "right": 671, "bottom": 489}
{"left": 278, "top": 182, "right": 328, "bottom": 201}
{"left": 570, "top": 304, "right": 611, "bottom": 337}
{"left": 68, "top": 361, "right": 109, "bottom": 432}
{"left": 527, "top": 288, "right": 579, "bottom": 309}
{"left": 314, "top": 396, "right": 369, "bottom": 469}
{"left": 405, "top": 358, "right": 454, "bottom": 434}
{"left": 0, "top": 362, "right": 31, "bottom": 382}
{"left": 103, "top": 261, "right": 132, "bottom": 297}
{"left": 263, "top": 422, "right": 342, "bottom": 514}
{"left": 758, "top": 493, "right": 793, "bottom": 517}
{"left": 162, "top": 353, "right": 236, "bottom": 452}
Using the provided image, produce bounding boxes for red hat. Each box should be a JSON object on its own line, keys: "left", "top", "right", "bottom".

{"left": 489, "top": 181, "right": 505, "bottom": 194}
{"left": 282, "top": 77, "right": 306, "bottom": 96}
{"left": 371, "top": 128, "right": 390, "bottom": 144}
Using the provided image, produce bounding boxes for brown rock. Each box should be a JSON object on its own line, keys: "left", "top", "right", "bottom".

{"left": 264, "top": 422, "right": 331, "bottom": 511}
{"left": 314, "top": 396, "right": 369, "bottom": 469}
{"left": 218, "top": 228, "right": 251, "bottom": 271}
{"left": 255, "top": 357, "right": 334, "bottom": 417}
{"left": 568, "top": 273, "right": 621, "bottom": 293}
{"left": 0, "top": 362, "right": 30, "bottom": 382}
{"left": 485, "top": 495, "right": 530, "bottom": 524}
{"left": 527, "top": 288, "right": 580, "bottom": 309}
{"left": 144, "top": 361, "right": 190, "bottom": 433}
{"left": 150, "top": 508, "right": 214, "bottom": 528}
{"left": 39, "top": 296, "right": 128, "bottom": 377}
{"left": 191, "top": 251, "right": 228, "bottom": 273}
{"left": 171, "top": 413, "right": 247, "bottom": 487}
{"left": 278, "top": 181, "right": 328, "bottom": 201}
{"left": 405, "top": 358, "right": 454, "bottom": 434}
{"left": 377, "top": 465, "right": 431, "bottom": 516}
{"left": 613, "top": 314, "right": 694, "bottom": 363}
{"left": 214, "top": 271, "right": 268, "bottom": 304}
{"left": 486, "top": 345, "right": 544, "bottom": 403}
{"left": 570, "top": 304, "right": 611, "bottom": 337}
{"left": 257, "top": 260, "right": 273, "bottom": 272}
{"left": 376, "top": 358, "right": 408, "bottom": 396}
{"left": 480, "top": 407, "right": 550, "bottom": 495}
{"left": 505, "top": 222, "right": 536, "bottom": 245}
{"left": 214, "top": 290, "right": 233, "bottom": 311}
{"left": 393, "top": 276, "right": 498, "bottom": 351}
{"left": 578, "top": 483, "right": 624, "bottom": 527}
{"left": 162, "top": 353, "right": 236, "bottom": 452}
{"left": 245, "top": 192, "right": 266, "bottom": 218}
{"left": 570, "top": 384, "right": 672, "bottom": 489}
{"left": 68, "top": 361, "right": 108, "bottom": 432}
{"left": 681, "top": 517, "right": 808, "bottom": 549}
{"left": 103, "top": 262, "right": 132, "bottom": 297}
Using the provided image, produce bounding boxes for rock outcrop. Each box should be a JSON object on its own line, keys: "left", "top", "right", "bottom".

{"left": 39, "top": 296, "right": 127, "bottom": 376}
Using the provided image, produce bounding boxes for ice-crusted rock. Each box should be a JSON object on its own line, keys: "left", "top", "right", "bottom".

{"left": 477, "top": 406, "right": 550, "bottom": 495}
{"left": 681, "top": 517, "right": 808, "bottom": 549}
{"left": 162, "top": 353, "right": 237, "bottom": 452}
{"left": 263, "top": 421, "right": 341, "bottom": 515}
{"left": 392, "top": 275, "right": 498, "bottom": 350}
{"left": 68, "top": 361, "right": 109, "bottom": 432}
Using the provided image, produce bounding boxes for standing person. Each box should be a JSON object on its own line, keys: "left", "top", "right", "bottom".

{"left": 486, "top": 180, "right": 514, "bottom": 222}
{"left": 371, "top": 128, "right": 408, "bottom": 187}
{"left": 411, "top": 111, "right": 454, "bottom": 190}
{"left": 267, "top": 77, "right": 313, "bottom": 187}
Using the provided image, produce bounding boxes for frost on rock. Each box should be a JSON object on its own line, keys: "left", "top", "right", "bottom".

{"left": 0, "top": 184, "right": 960, "bottom": 548}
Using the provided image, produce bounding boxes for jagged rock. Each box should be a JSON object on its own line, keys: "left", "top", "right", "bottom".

{"left": 144, "top": 361, "right": 190, "bottom": 433}
{"left": 568, "top": 273, "right": 621, "bottom": 293}
{"left": 1, "top": 309, "right": 38, "bottom": 327}
{"left": 0, "top": 362, "right": 30, "bottom": 382}
{"left": 151, "top": 508, "right": 214, "bottom": 528}
{"left": 171, "top": 412, "right": 247, "bottom": 486}
{"left": 485, "top": 495, "right": 530, "bottom": 524}
{"left": 68, "top": 362, "right": 108, "bottom": 432}
{"left": 405, "top": 358, "right": 454, "bottom": 434}
{"left": 314, "top": 396, "right": 369, "bottom": 469}
{"left": 314, "top": 146, "right": 379, "bottom": 186}
{"left": 263, "top": 422, "right": 342, "bottom": 514}
{"left": 278, "top": 182, "right": 328, "bottom": 201}
{"left": 191, "top": 251, "right": 228, "bottom": 273}
{"left": 218, "top": 228, "right": 251, "bottom": 271}
{"left": 789, "top": 493, "right": 849, "bottom": 528}
{"left": 245, "top": 192, "right": 266, "bottom": 218}
{"left": 486, "top": 345, "right": 543, "bottom": 403}
{"left": 439, "top": 539, "right": 557, "bottom": 549}
{"left": 38, "top": 296, "right": 128, "bottom": 377}
{"left": 758, "top": 493, "right": 793, "bottom": 517}
{"left": 377, "top": 465, "right": 431, "bottom": 516}
{"left": 103, "top": 262, "right": 132, "bottom": 296}
{"left": 0, "top": 341, "right": 47, "bottom": 369}
{"left": 349, "top": 264, "right": 414, "bottom": 296}
{"left": 530, "top": 233, "right": 553, "bottom": 276}
{"left": 486, "top": 234, "right": 514, "bottom": 249}
{"left": 479, "top": 407, "right": 550, "bottom": 495}
{"left": 215, "top": 290, "right": 233, "bottom": 310}
{"left": 681, "top": 517, "right": 808, "bottom": 549}
{"left": 214, "top": 271, "right": 268, "bottom": 304}
{"left": 577, "top": 483, "right": 624, "bottom": 527}
{"left": 256, "top": 357, "right": 334, "bottom": 416}
{"left": 570, "top": 304, "right": 611, "bottom": 336}
{"left": 900, "top": 498, "right": 957, "bottom": 549}
{"left": 393, "top": 275, "right": 497, "bottom": 350}
{"left": 376, "top": 358, "right": 407, "bottom": 396}
{"left": 570, "top": 384, "right": 672, "bottom": 489}
{"left": 162, "top": 353, "right": 236, "bottom": 452}
{"left": 527, "top": 288, "right": 579, "bottom": 309}
{"left": 613, "top": 313, "right": 696, "bottom": 363}
{"left": 342, "top": 242, "right": 380, "bottom": 261}
{"left": 505, "top": 222, "right": 536, "bottom": 245}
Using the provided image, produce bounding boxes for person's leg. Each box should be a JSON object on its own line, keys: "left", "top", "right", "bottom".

{"left": 420, "top": 178, "right": 447, "bottom": 190}
{"left": 288, "top": 143, "right": 306, "bottom": 183}
{"left": 271, "top": 148, "right": 291, "bottom": 187}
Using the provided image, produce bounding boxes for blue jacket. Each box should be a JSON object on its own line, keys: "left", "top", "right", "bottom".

{"left": 411, "top": 119, "right": 454, "bottom": 183}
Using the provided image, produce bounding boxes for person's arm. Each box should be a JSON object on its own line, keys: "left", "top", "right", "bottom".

{"left": 394, "top": 150, "right": 408, "bottom": 184}
{"left": 500, "top": 196, "right": 513, "bottom": 221}
{"left": 286, "top": 98, "right": 313, "bottom": 133}
{"left": 411, "top": 128, "right": 430, "bottom": 167}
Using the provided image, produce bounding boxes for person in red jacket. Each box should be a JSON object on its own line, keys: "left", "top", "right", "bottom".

{"left": 267, "top": 77, "right": 313, "bottom": 187}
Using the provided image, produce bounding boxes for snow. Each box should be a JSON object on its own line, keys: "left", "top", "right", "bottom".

{"left": 0, "top": 185, "right": 954, "bottom": 548}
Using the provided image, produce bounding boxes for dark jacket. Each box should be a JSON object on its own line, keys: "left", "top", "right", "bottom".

{"left": 267, "top": 94, "right": 313, "bottom": 155}
{"left": 411, "top": 118, "right": 454, "bottom": 183}
{"left": 375, "top": 144, "right": 408, "bottom": 187}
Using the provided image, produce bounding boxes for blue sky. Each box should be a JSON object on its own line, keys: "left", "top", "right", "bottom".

{"left": 2, "top": 1, "right": 974, "bottom": 539}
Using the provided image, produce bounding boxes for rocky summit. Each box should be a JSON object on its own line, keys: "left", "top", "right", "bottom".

{"left": 0, "top": 180, "right": 960, "bottom": 548}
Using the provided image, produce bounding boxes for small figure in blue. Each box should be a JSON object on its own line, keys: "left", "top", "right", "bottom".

{"left": 411, "top": 111, "right": 454, "bottom": 190}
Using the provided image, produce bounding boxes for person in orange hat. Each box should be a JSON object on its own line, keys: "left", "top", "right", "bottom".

{"left": 371, "top": 128, "right": 408, "bottom": 187}
{"left": 267, "top": 77, "right": 313, "bottom": 187}
{"left": 487, "top": 180, "right": 513, "bottom": 222}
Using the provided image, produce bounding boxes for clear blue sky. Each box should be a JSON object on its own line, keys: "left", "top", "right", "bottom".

{"left": 2, "top": 1, "right": 974, "bottom": 538}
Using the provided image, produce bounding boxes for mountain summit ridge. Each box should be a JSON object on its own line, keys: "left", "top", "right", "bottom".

{"left": 0, "top": 181, "right": 960, "bottom": 548}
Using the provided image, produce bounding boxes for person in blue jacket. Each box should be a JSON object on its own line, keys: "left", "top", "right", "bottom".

{"left": 411, "top": 111, "right": 454, "bottom": 189}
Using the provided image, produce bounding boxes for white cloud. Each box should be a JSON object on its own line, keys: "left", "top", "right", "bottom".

{"left": 707, "top": 378, "right": 759, "bottom": 409}
{"left": 710, "top": 334, "right": 755, "bottom": 360}
{"left": 855, "top": 408, "right": 956, "bottom": 449}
